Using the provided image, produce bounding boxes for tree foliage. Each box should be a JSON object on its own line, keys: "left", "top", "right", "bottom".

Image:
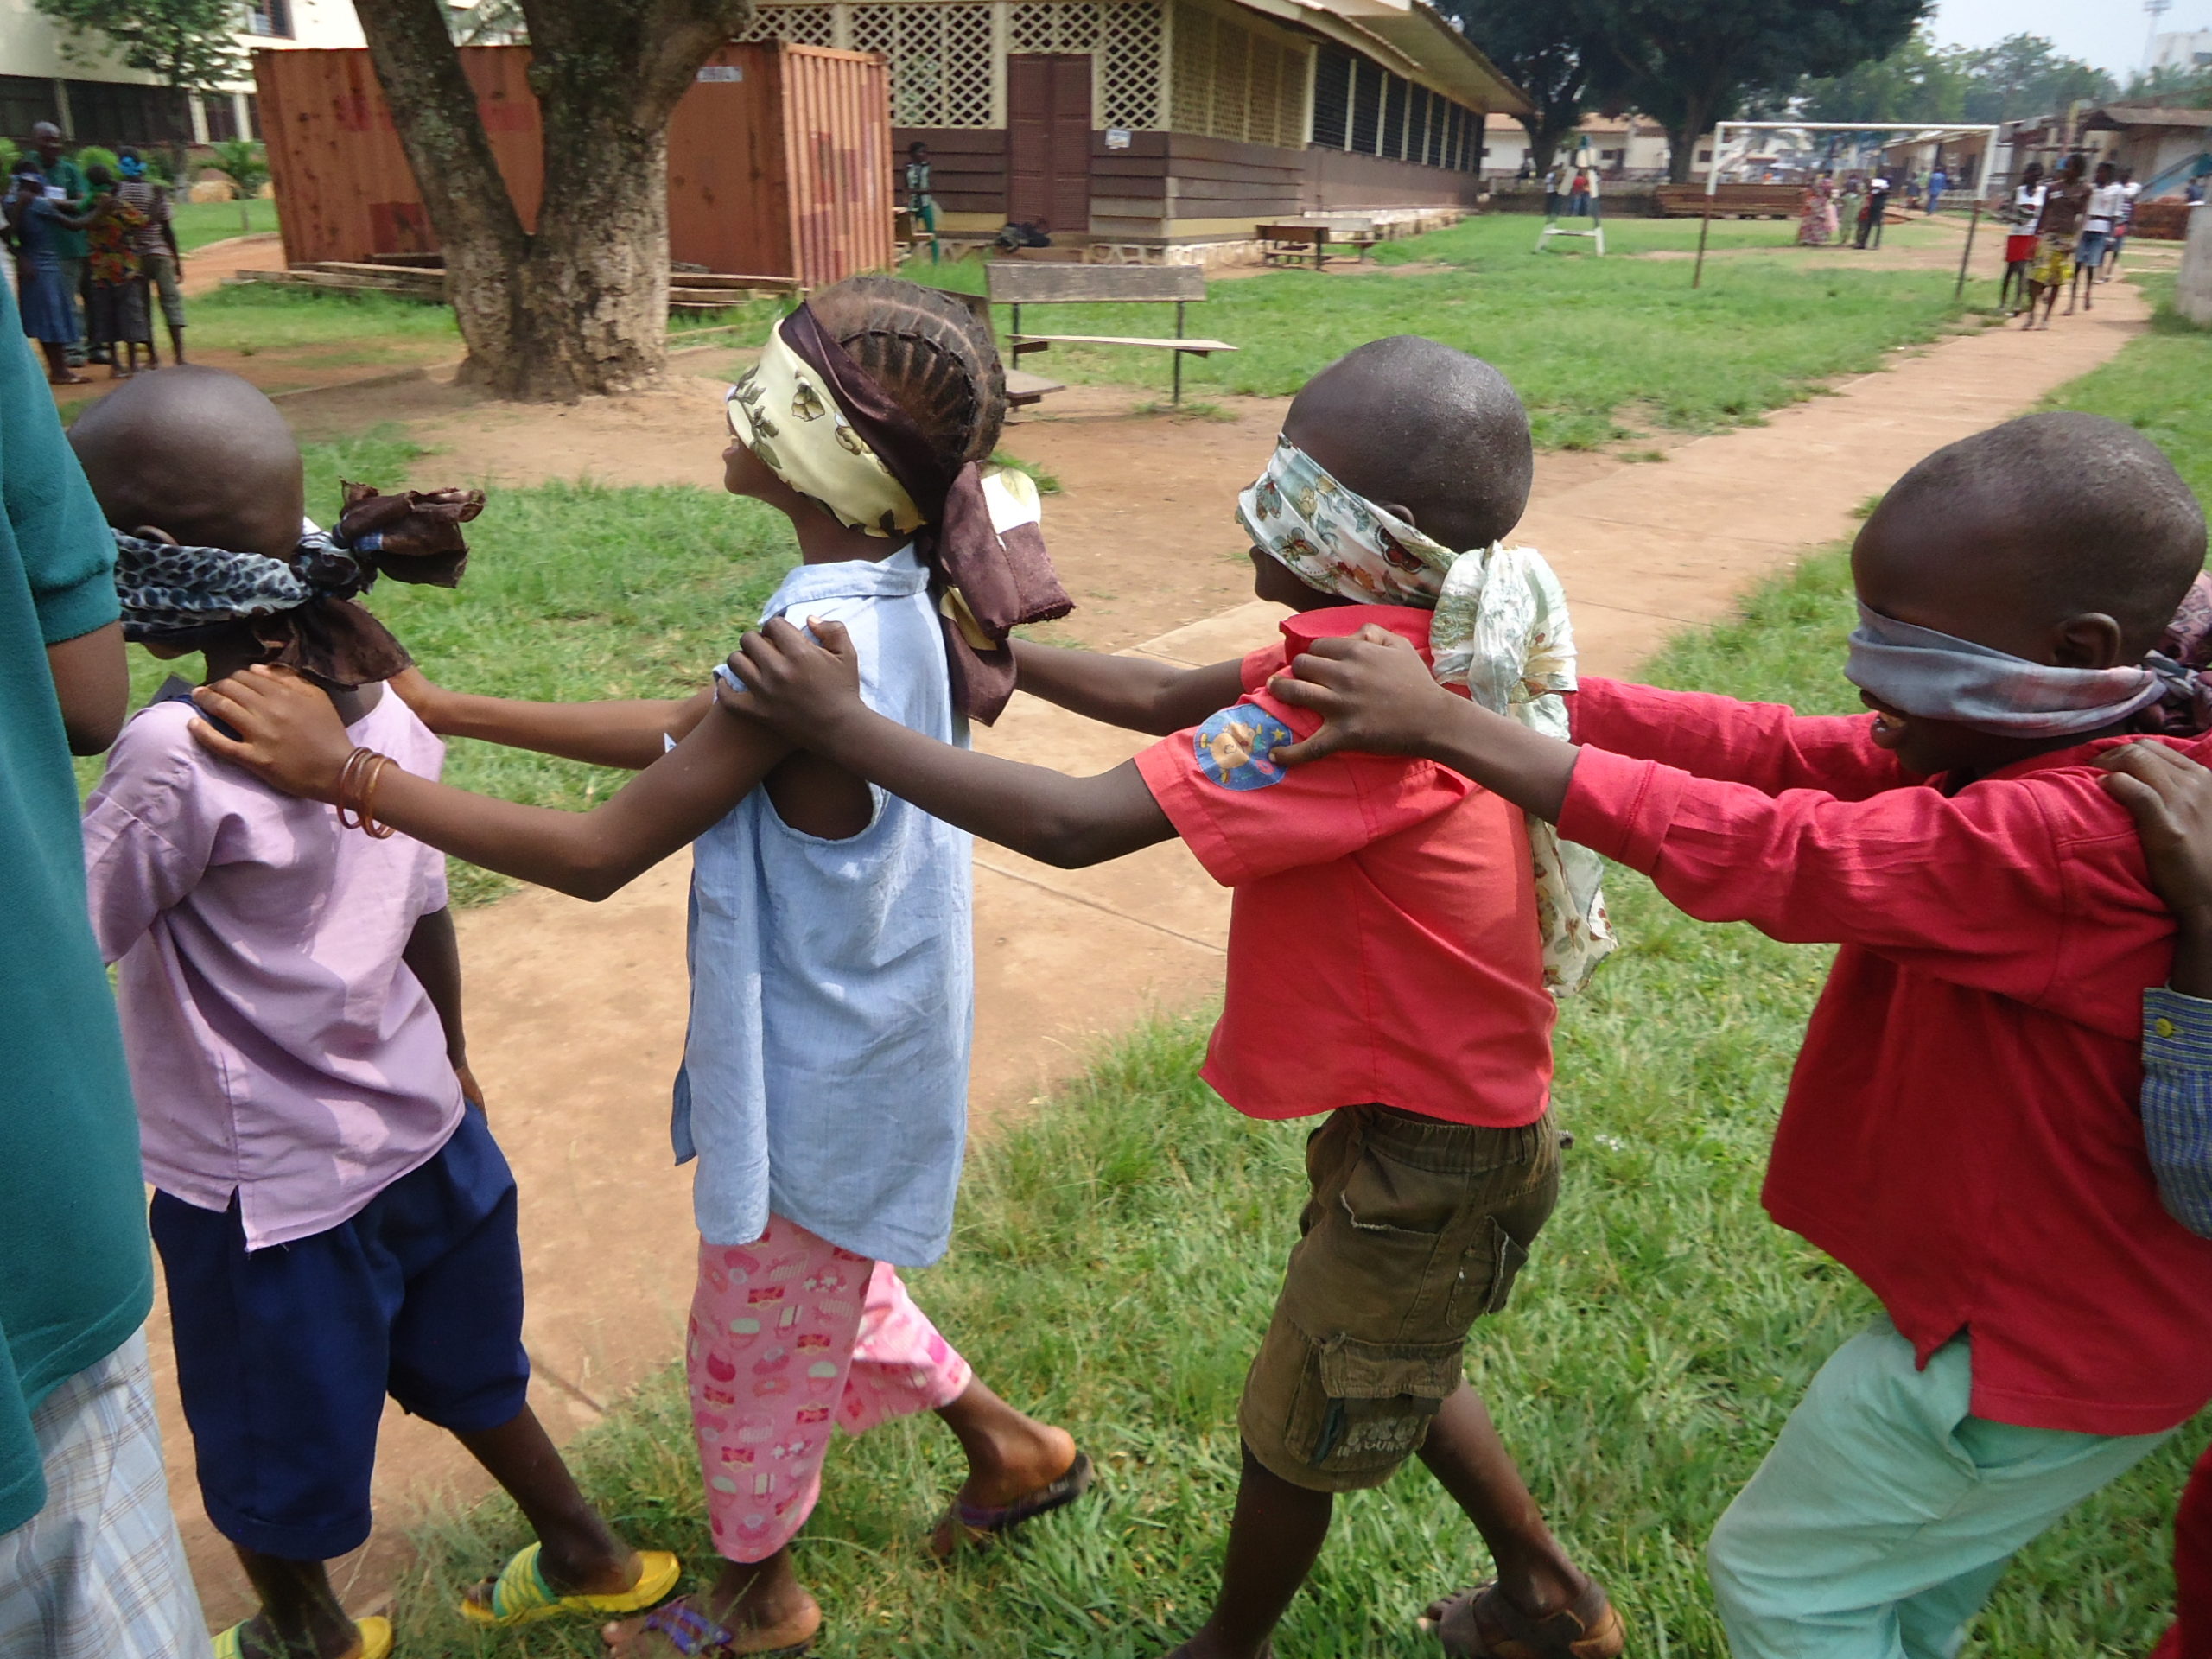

{"left": 1437, "top": 0, "right": 1609, "bottom": 176}
{"left": 1590, "top": 0, "right": 1929, "bottom": 180}
{"left": 1956, "top": 34, "right": 2116, "bottom": 123}
{"left": 31, "top": 0, "right": 243, "bottom": 92}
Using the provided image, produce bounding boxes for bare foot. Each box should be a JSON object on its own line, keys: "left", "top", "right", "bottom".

{"left": 48, "top": 372, "right": 87, "bottom": 385}
{"left": 931, "top": 1382, "right": 1083, "bottom": 1556}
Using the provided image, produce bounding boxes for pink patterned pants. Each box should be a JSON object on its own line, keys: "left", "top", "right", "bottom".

{"left": 687, "top": 1214, "right": 974, "bottom": 1562}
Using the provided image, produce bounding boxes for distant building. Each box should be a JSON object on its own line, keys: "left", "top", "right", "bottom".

{"left": 2152, "top": 28, "right": 2212, "bottom": 73}
{"left": 1480, "top": 111, "right": 1675, "bottom": 179}
{"left": 736, "top": 0, "right": 1527, "bottom": 248}
{"left": 0, "top": 0, "right": 366, "bottom": 149}
{"left": 2081, "top": 105, "right": 2212, "bottom": 198}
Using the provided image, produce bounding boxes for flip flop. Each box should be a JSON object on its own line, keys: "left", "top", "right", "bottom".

{"left": 212, "top": 1615, "right": 392, "bottom": 1659}
{"left": 1418, "top": 1580, "right": 1624, "bottom": 1659}
{"left": 931, "top": 1451, "right": 1095, "bottom": 1556}
{"left": 624, "top": 1596, "right": 814, "bottom": 1656}
{"left": 460, "top": 1540, "right": 682, "bottom": 1626}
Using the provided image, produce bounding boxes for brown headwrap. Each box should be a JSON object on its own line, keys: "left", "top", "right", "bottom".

{"left": 113, "top": 482, "right": 483, "bottom": 688}
{"left": 753, "top": 304, "right": 1072, "bottom": 722}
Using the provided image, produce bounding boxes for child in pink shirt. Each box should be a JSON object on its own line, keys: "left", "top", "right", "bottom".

{"left": 73, "top": 368, "right": 676, "bottom": 1659}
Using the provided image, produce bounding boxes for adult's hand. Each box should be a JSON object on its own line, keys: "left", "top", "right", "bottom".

{"left": 189, "top": 664, "right": 356, "bottom": 802}
{"left": 720, "top": 616, "right": 865, "bottom": 740}
{"left": 1266, "top": 626, "right": 1459, "bottom": 765}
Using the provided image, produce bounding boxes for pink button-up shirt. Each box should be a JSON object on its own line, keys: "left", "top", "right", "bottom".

{"left": 82, "top": 687, "right": 462, "bottom": 1249}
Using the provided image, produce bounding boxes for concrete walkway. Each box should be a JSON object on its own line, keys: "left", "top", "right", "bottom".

{"left": 162, "top": 282, "right": 2152, "bottom": 1624}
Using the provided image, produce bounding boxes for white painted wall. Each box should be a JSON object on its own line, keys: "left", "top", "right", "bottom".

{"left": 1, "top": 0, "right": 365, "bottom": 100}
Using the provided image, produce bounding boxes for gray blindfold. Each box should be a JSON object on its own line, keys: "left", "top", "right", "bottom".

{"left": 1845, "top": 601, "right": 2212, "bottom": 739}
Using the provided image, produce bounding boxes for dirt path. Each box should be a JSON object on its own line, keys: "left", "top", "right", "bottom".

{"left": 161, "top": 277, "right": 2152, "bottom": 1627}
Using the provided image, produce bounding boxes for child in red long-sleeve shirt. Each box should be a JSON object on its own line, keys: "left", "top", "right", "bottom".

{"left": 1262, "top": 409, "right": 2212, "bottom": 1655}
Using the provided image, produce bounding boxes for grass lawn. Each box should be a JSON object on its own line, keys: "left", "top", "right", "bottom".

{"left": 381, "top": 544, "right": 2199, "bottom": 1659}
{"left": 923, "top": 214, "right": 1993, "bottom": 450}
{"left": 187, "top": 283, "right": 462, "bottom": 364}
{"left": 370, "top": 283, "right": 2209, "bottom": 1656}
{"left": 172, "top": 196, "right": 282, "bottom": 252}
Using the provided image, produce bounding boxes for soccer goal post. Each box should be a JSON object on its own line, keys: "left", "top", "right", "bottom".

{"left": 1690, "top": 120, "right": 2004, "bottom": 292}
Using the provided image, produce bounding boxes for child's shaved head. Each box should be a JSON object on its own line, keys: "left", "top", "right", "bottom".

{"left": 1284, "top": 336, "right": 1533, "bottom": 550}
{"left": 1857, "top": 411, "right": 2205, "bottom": 658}
{"left": 69, "top": 366, "right": 306, "bottom": 563}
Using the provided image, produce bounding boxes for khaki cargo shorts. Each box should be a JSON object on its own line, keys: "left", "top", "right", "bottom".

{"left": 1239, "top": 1104, "right": 1560, "bottom": 1493}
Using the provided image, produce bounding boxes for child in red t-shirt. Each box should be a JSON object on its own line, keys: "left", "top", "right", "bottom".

{"left": 720, "top": 336, "right": 1624, "bottom": 1659}
{"left": 1262, "top": 410, "right": 2212, "bottom": 1656}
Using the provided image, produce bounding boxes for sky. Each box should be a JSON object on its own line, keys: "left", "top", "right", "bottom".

{"left": 1929, "top": 0, "right": 2200, "bottom": 78}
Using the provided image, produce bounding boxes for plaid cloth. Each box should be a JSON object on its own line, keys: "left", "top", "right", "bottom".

{"left": 2145, "top": 988, "right": 2212, "bottom": 1239}
{"left": 0, "top": 1331, "right": 211, "bottom": 1658}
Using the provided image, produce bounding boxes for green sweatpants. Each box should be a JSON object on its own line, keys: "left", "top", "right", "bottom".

{"left": 1707, "top": 1316, "right": 2174, "bottom": 1658}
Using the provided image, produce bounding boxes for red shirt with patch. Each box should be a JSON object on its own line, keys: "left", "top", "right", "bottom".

{"left": 1561, "top": 677, "right": 2212, "bottom": 1436}
{"left": 1132, "top": 606, "right": 1555, "bottom": 1128}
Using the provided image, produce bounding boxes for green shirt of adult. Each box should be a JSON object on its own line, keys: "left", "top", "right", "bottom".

{"left": 0, "top": 285, "right": 152, "bottom": 1536}
{"left": 40, "top": 155, "right": 91, "bottom": 261}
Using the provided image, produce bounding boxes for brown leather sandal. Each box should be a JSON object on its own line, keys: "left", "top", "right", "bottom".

{"left": 1418, "top": 1578, "right": 1624, "bottom": 1659}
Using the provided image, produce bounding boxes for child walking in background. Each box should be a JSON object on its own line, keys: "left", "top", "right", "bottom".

{"left": 1262, "top": 410, "right": 2212, "bottom": 1657}
{"left": 185, "top": 280, "right": 1090, "bottom": 1658}
{"left": 73, "top": 368, "right": 677, "bottom": 1659}
{"left": 721, "top": 336, "right": 1623, "bottom": 1659}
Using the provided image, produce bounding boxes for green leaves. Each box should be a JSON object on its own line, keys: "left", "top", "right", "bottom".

{"left": 32, "top": 0, "right": 244, "bottom": 92}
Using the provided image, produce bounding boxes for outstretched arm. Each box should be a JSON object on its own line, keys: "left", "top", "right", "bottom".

{"left": 391, "top": 666, "right": 714, "bottom": 772}
{"left": 725, "top": 620, "right": 1173, "bottom": 868}
{"left": 191, "top": 664, "right": 786, "bottom": 901}
{"left": 1268, "top": 626, "right": 1580, "bottom": 820}
{"left": 1010, "top": 639, "right": 1245, "bottom": 736}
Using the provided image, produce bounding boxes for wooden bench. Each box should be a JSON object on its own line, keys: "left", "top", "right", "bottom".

{"left": 1258, "top": 223, "right": 1330, "bottom": 269}
{"left": 1654, "top": 183, "right": 1806, "bottom": 219}
{"left": 982, "top": 262, "right": 1236, "bottom": 407}
{"left": 1309, "top": 213, "right": 1381, "bottom": 259}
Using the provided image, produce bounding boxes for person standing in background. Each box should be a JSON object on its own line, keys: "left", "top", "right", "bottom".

{"left": 29, "top": 124, "right": 91, "bottom": 369}
{"left": 115, "top": 152, "right": 184, "bottom": 365}
{"left": 0, "top": 276, "right": 212, "bottom": 1658}
{"left": 2000, "top": 162, "right": 2047, "bottom": 315}
{"left": 1854, "top": 172, "right": 1891, "bottom": 249}
{"left": 903, "top": 142, "right": 938, "bottom": 264}
{"left": 1926, "top": 163, "right": 1948, "bottom": 217}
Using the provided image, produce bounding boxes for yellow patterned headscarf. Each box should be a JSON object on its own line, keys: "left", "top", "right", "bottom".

{"left": 1237, "top": 433, "right": 1618, "bottom": 994}
{"left": 724, "top": 302, "right": 1071, "bottom": 723}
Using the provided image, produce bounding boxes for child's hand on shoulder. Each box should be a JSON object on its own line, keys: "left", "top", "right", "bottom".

{"left": 2099, "top": 741, "right": 2212, "bottom": 923}
{"left": 190, "top": 665, "right": 356, "bottom": 803}
{"left": 1268, "top": 625, "right": 1459, "bottom": 765}
{"left": 721, "top": 616, "right": 865, "bottom": 738}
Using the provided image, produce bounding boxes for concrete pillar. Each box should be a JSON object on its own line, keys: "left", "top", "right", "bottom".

{"left": 2181, "top": 203, "right": 2212, "bottom": 327}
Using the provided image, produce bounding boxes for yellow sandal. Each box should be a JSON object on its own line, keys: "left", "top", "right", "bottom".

{"left": 459, "top": 1541, "right": 682, "bottom": 1627}
{"left": 212, "top": 1615, "right": 391, "bottom": 1659}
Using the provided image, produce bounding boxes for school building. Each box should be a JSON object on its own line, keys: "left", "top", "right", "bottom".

{"left": 734, "top": 0, "right": 1527, "bottom": 250}
{"left": 0, "top": 0, "right": 367, "bottom": 150}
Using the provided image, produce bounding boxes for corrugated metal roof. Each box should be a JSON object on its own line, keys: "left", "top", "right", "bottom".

{"left": 1223, "top": 0, "right": 1532, "bottom": 114}
{"left": 2082, "top": 105, "right": 2212, "bottom": 130}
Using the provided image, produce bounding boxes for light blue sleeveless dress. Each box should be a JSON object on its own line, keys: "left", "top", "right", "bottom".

{"left": 672, "top": 546, "right": 974, "bottom": 1267}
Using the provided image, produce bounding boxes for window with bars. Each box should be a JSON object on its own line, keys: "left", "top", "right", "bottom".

{"left": 1408, "top": 85, "right": 1428, "bottom": 165}
{"left": 241, "top": 0, "right": 292, "bottom": 36}
{"left": 1350, "top": 57, "right": 1381, "bottom": 153}
{"left": 1311, "top": 47, "right": 1349, "bottom": 149}
{"left": 1168, "top": 2, "right": 1304, "bottom": 146}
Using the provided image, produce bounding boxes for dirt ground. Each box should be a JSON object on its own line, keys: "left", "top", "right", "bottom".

{"left": 114, "top": 257, "right": 2158, "bottom": 1628}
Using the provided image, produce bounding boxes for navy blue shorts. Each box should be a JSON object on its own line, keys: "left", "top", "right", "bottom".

{"left": 151, "top": 1109, "right": 531, "bottom": 1560}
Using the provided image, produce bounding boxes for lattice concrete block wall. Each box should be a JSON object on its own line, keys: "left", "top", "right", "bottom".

{"left": 742, "top": 0, "right": 1162, "bottom": 131}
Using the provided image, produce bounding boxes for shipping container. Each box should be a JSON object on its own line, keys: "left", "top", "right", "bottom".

{"left": 255, "top": 41, "right": 893, "bottom": 285}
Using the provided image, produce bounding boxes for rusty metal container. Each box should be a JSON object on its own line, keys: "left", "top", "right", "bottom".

{"left": 256, "top": 41, "right": 892, "bottom": 285}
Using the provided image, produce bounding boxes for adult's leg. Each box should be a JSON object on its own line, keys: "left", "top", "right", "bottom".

{"left": 0, "top": 1331, "right": 213, "bottom": 1659}
{"left": 2152, "top": 1443, "right": 2212, "bottom": 1659}
{"left": 1706, "top": 1317, "right": 2171, "bottom": 1659}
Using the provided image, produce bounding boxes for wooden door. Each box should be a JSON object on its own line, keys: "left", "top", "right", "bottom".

{"left": 1007, "top": 54, "right": 1091, "bottom": 234}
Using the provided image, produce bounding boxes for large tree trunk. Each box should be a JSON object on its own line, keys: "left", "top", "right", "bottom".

{"left": 353, "top": 0, "right": 751, "bottom": 400}
{"left": 1665, "top": 88, "right": 1720, "bottom": 184}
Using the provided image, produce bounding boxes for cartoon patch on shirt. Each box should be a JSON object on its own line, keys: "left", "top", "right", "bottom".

{"left": 1194, "top": 706, "right": 1296, "bottom": 791}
